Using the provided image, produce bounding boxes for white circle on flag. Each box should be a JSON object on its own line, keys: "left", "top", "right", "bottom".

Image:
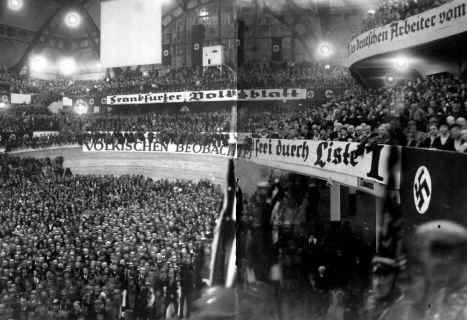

{"left": 194, "top": 43, "right": 200, "bottom": 51}
{"left": 325, "top": 89, "right": 334, "bottom": 99}
{"left": 89, "top": 98, "right": 95, "bottom": 106}
{"left": 272, "top": 45, "right": 280, "bottom": 53}
{"left": 413, "top": 166, "right": 432, "bottom": 215}
{"left": 163, "top": 49, "right": 169, "bottom": 57}
{"left": 1, "top": 95, "right": 8, "bottom": 103}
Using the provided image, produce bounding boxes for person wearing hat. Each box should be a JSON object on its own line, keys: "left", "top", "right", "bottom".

{"left": 364, "top": 256, "right": 404, "bottom": 320}
{"left": 405, "top": 220, "right": 467, "bottom": 320}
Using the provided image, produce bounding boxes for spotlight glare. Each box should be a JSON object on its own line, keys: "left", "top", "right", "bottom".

{"left": 317, "top": 42, "right": 334, "bottom": 59}
{"left": 324, "top": 64, "right": 331, "bottom": 70}
{"left": 30, "top": 56, "right": 48, "bottom": 73}
{"left": 65, "top": 11, "right": 81, "bottom": 28}
{"left": 368, "top": 8, "right": 376, "bottom": 15}
{"left": 0, "top": 102, "right": 8, "bottom": 109}
{"left": 392, "top": 55, "right": 409, "bottom": 72}
{"left": 387, "top": 76, "right": 395, "bottom": 83}
{"left": 59, "top": 57, "right": 77, "bottom": 76}
{"left": 74, "top": 99, "right": 88, "bottom": 115}
{"left": 8, "top": 0, "right": 23, "bottom": 11}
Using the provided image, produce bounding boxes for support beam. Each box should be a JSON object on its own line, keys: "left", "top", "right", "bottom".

{"left": 261, "top": 4, "right": 315, "bottom": 55}
{"left": 75, "top": 4, "right": 100, "bottom": 57}
{"left": 77, "top": 3, "right": 100, "bottom": 35}
{"left": 9, "top": 5, "right": 66, "bottom": 73}
{"left": 330, "top": 181, "right": 341, "bottom": 222}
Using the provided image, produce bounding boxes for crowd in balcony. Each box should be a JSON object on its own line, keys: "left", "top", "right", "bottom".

{"left": 361, "top": 0, "right": 453, "bottom": 33}
{"left": 0, "top": 154, "right": 222, "bottom": 319}
{"left": 1, "top": 60, "right": 353, "bottom": 100}
{"left": 2, "top": 66, "right": 467, "bottom": 153}
{"left": 240, "top": 73, "right": 467, "bottom": 152}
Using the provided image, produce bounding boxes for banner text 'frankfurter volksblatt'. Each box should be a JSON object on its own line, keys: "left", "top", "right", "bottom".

{"left": 347, "top": 0, "right": 467, "bottom": 66}
{"left": 102, "top": 88, "right": 307, "bottom": 105}
{"left": 82, "top": 140, "right": 237, "bottom": 157}
{"left": 238, "top": 139, "right": 391, "bottom": 184}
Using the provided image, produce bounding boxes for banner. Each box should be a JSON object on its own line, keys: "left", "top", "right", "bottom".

{"left": 103, "top": 88, "right": 307, "bottom": 105}
{"left": 192, "top": 24, "right": 205, "bottom": 67}
{"left": 162, "top": 44, "right": 171, "bottom": 66}
{"left": 82, "top": 140, "right": 237, "bottom": 157}
{"left": 11, "top": 93, "right": 32, "bottom": 104}
{"left": 63, "top": 97, "right": 73, "bottom": 107}
{"left": 238, "top": 139, "right": 391, "bottom": 186}
{"left": 347, "top": 0, "right": 467, "bottom": 66}
{"left": 400, "top": 147, "right": 467, "bottom": 231}
{"left": 33, "top": 131, "right": 60, "bottom": 138}
{"left": 271, "top": 37, "right": 283, "bottom": 61}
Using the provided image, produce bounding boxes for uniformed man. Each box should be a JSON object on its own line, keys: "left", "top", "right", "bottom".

{"left": 364, "top": 256, "right": 404, "bottom": 320}
{"left": 408, "top": 220, "right": 467, "bottom": 320}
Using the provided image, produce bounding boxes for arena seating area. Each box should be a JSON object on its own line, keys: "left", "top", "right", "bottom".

{"left": 361, "top": 0, "right": 453, "bottom": 33}
{"left": 241, "top": 73, "right": 467, "bottom": 151}
{"left": 0, "top": 154, "right": 222, "bottom": 319}
{"left": 2, "top": 66, "right": 467, "bottom": 152}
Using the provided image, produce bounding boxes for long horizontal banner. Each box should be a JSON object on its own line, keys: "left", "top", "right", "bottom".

{"left": 82, "top": 138, "right": 393, "bottom": 189}
{"left": 347, "top": 0, "right": 467, "bottom": 66}
{"left": 102, "top": 88, "right": 307, "bottom": 105}
{"left": 82, "top": 140, "right": 237, "bottom": 157}
{"left": 238, "top": 139, "right": 392, "bottom": 185}
{"left": 33, "top": 131, "right": 60, "bottom": 138}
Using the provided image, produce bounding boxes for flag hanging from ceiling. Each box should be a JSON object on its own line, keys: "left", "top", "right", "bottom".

{"left": 191, "top": 24, "right": 205, "bottom": 67}
{"left": 271, "top": 37, "right": 282, "bottom": 62}
{"left": 162, "top": 44, "right": 171, "bottom": 66}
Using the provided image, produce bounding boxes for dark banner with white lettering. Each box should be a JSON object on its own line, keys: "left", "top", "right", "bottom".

{"left": 400, "top": 147, "right": 467, "bottom": 232}
{"left": 162, "top": 44, "right": 171, "bottom": 66}
{"left": 271, "top": 37, "right": 282, "bottom": 62}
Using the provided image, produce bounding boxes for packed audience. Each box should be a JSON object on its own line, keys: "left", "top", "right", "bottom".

{"left": 238, "top": 61, "right": 354, "bottom": 90}
{"left": 1, "top": 60, "right": 353, "bottom": 100}
{"left": 239, "top": 73, "right": 467, "bottom": 152}
{"left": 239, "top": 174, "right": 372, "bottom": 320}
{"left": 0, "top": 154, "right": 223, "bottom": 319}
{"left": 361, "top": 0, "right": 453, "bottom": 32}
{"left": 3, "top": 65, "right": 467, "bottom": 153}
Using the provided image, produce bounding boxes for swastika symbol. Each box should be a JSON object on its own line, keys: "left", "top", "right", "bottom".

{"left": 413, "top": 166, "right": 432, "bottom": 214}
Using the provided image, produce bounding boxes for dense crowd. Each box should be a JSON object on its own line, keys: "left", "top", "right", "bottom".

{"left": 0, "top": 107, "right": 231, "bottom": 150}
{"left": 361, "top": 0, "right": 453, "bottom": 32}
{"left": 3, "top": 66, "right": 467, "bottom": 154}
{"left": 0, "top": 155, "right": 223, "bottom": 319}
{"left": 1, "top": 61, "right": 353, "bottom": 99}
{"left": 240, "top": 73, "right": 467, "bottom": 152}
{"left": 238, "top": 175, "right": 372, "bottom": 320}
{"left": 238, "top": 62, "right": 354, "bottom": 90}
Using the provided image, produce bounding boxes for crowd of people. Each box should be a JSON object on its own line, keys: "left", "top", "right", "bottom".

{"left": 239, "top": 73, "right": 467, "bottom": 152}
{"left": 361, "top": 0, "right": 453, "bottom": 32}
{"left": 2, "top": 60, "right": 467, "bottom": 155}
{"left": 0, "top": 155, "right": 223, "bottom": 319}
{"left": 237, "top": 169, "right": 467, "bottom": 320}
{"left": 237, "top": 62, "right": 354, "bottom": 91}
{"left": 237, "top": 175, "right": 373, "bottom": 320}
{"left": 1, "top": 61, "right": 353, "bottom": 99}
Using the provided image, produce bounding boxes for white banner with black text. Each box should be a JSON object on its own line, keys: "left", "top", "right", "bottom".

{"left": 347, "top": 0, "right": 467, "bottom": 66}
{"left": 102, "top": 88, "right": 307, "bottom": 105}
